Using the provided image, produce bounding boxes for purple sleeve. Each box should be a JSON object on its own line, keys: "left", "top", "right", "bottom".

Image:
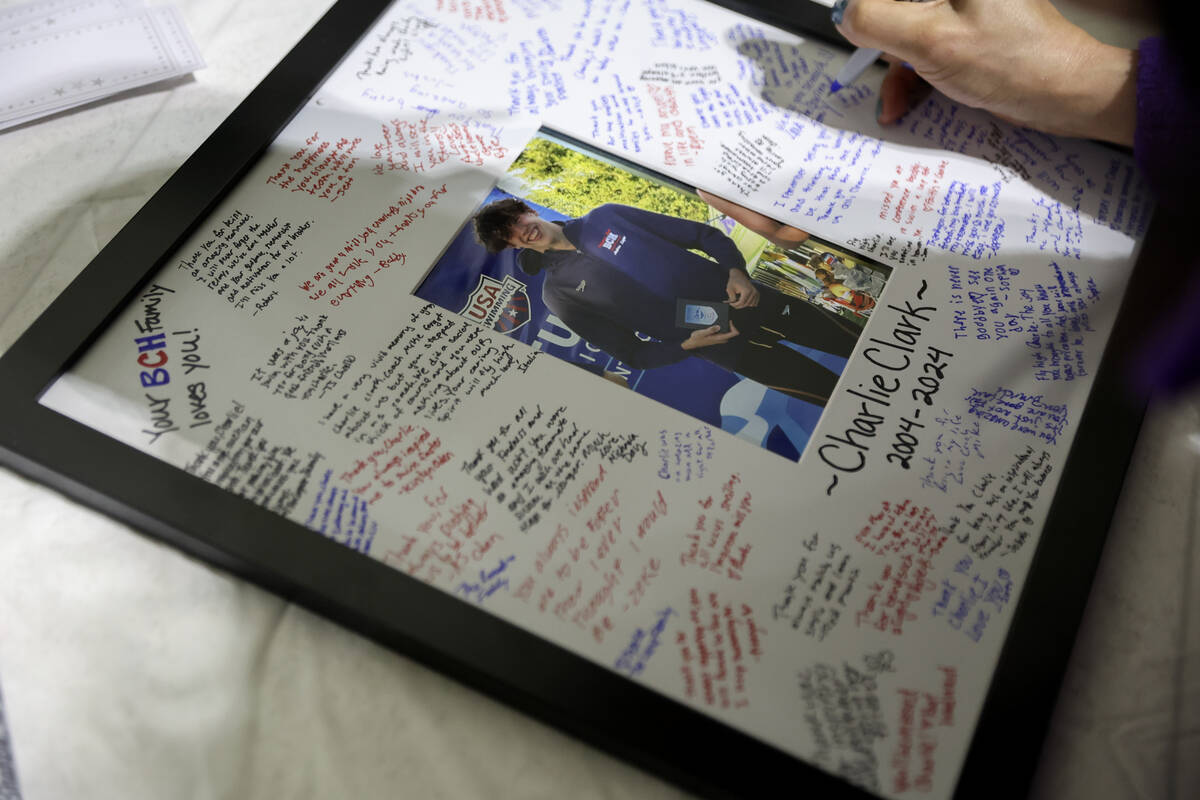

{"left": 619, "top": 205, "right": 746, "bottom": 273}
{"left": 1129, "top": 37, "right": 1200, "bottom": 396}
{"left": 1135, "top": 36, "right": 1200, "bottom": 213}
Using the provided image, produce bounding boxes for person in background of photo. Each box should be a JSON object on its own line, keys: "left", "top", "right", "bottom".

{"left": 473, "top": 198, "right": 861, "bottom": 405}
{"left": 813, "top": 267, "right": 878, "bottom": 315}
{"left": 807, "top": 251, "right": 888, "bottom": 298}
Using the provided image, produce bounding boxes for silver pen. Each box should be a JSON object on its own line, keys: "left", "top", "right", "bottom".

{"left": 829, "top": 0, "right": 932, "bottom": 93}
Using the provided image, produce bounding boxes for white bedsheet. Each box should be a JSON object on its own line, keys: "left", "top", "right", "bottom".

{"left": 0, "top": 2, "right": 1195, "bottom": 798}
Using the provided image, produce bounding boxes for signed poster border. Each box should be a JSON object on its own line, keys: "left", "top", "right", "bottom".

{"left": 0, "top": 1, "right": 1150, "bottom": 798}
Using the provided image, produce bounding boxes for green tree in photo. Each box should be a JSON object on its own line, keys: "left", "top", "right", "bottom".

{"left": 509, "top": 137, "right": 711, "bottom": 222}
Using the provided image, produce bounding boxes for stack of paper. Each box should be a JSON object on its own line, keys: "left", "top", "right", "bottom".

{"left": 0, "top": 0, "right": 204, "bottom": 131}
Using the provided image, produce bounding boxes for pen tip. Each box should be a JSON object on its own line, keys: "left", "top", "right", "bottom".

{"left": 829, "top": 81, "right": 842, "bottom": 94}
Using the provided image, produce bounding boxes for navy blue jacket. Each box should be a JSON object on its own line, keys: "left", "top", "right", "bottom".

{"left": 519, "top": 204, "right": 746, "bottom": 369}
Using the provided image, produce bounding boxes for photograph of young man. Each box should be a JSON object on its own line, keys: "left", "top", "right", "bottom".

{"left": 472, "top": 198, "right": 862, "bottom": 406}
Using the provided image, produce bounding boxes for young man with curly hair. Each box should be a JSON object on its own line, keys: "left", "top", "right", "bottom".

{"left": 473, "top": 197, "right": 861, "bottom": 405}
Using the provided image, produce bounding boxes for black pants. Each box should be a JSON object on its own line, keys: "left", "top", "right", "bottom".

{"left": 699, "top": 284, "right": 859, "bottom": 406}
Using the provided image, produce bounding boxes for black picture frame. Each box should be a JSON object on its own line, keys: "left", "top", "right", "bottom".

{"left": 0, "top": 2, "right": 1154, "bottom": 798}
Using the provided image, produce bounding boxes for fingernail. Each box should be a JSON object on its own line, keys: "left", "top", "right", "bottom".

{"left": 831, "top": 0, "right": 848, "bottom": 26}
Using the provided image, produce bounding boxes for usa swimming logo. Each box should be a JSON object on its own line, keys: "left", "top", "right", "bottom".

{"left": 461, "top": 274, "right": 530, "bottom": 333}
{"left": 599, "top": 228, "right": 626, "bottom": 255}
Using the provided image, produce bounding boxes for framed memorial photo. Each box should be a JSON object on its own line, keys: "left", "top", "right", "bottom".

{"left": 0, "top": 1, "right": 1154, "bottom": 798}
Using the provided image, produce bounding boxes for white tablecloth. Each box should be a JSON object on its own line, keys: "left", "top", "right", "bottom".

{"left": 0, "top": 2, "right": 1195, "bottom": 798}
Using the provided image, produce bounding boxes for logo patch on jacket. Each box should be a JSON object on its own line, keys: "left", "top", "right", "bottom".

{"left": 460, "top": 274, "right": 530, "bottom": 333}
{"left": 599, "top": 228, "right": 626, "bottom": 255}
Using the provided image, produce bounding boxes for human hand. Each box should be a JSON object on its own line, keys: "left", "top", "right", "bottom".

{"left": 833, "top": 0, "right": 1136, "bottom": 145}
{"left": 682, "top": 322, "right": 740, "bottom": 350}
{"left": 601, "top": 370, "right": 630, "bottom": 387}
{"left": 725, "top": 270, "right": 760, "bottom": 309}
{"left": 697, "top": 189, "right": 811, "bottom": 249}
